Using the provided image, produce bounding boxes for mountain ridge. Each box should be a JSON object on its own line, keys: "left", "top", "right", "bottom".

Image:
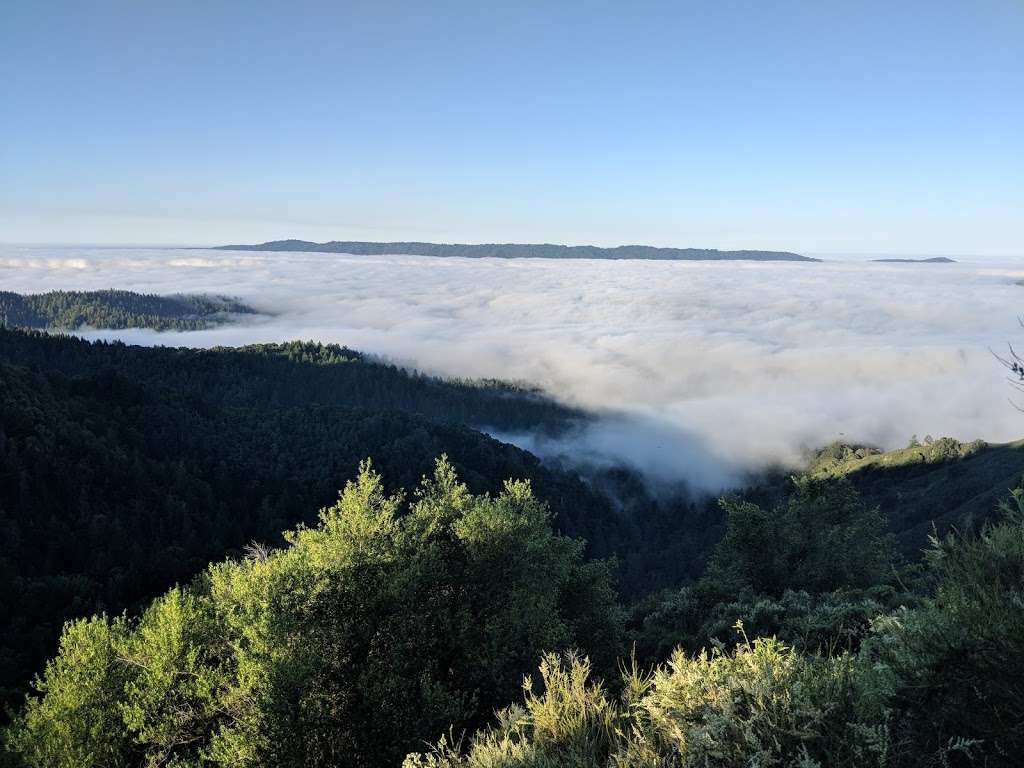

{"left": 214, "top": 239, "right": 818, "bottom": 261}
{"left": 871, "top": 256, "right": 957, "bottom": 263}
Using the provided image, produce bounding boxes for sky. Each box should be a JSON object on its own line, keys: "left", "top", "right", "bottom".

{"left": 1, "top": 1, "right": 1022, "bottom": 255}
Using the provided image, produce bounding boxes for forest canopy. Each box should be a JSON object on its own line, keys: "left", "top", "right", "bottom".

{"left": 1, "top": 328, "right": 1021, "bottom": 767}
{"left": 6, "top": 463, "right": 1023, "bottom": 767}
{"left": 0, "top": 290, "right": 257, "bottom": 331}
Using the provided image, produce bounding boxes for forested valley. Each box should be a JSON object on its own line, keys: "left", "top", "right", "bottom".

{"left": 1, "top": 325, "right": 1021, "bottom": 767}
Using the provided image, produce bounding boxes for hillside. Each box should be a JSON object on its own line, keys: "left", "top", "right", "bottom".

{"left": 0, "top": 349, "right": 633, "bottom": 711}
{"left": 808, "top": 437, "right": 1024, "bottom": 552}
{"left": 8, "top": 426, "right": 1023, "bottom": 767}
{"left": 0, "top": 329, "right": 585, "bottom": 435}
{"left": 0, "top": 289, "right": 258, "bottom": 331}
{"left": 2, "top": 329, "right": 1022, "bottom": 765}
{"left": 0, "top": 329, "right": 695, "bottom": 712}
{"left": 215, "top": 239, "right": 819, "bottom": 261}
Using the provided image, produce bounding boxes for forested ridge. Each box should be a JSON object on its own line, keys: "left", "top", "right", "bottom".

{"left": 0, "top": 290, "right": 256, "bottom": 331}
{"left": 216, "top": 239, "right": 819, "bottom": 261}
{"left": 1, "top": 328, "right": 1021, "bottom": 766}
{"left": 0, "top": 330, "right": 718, "bottom": 715}
{"left": 807, "top": 438, "right": 1024, "bottom": 555}
{"left": 0, "top": 329, "right": 640, "bottom": 714}
{"left": 0, "top": 329, "right": 584, "bottom": 433}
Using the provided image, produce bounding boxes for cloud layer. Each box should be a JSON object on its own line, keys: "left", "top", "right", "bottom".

{"left": 3, "top": 244, "right": 1022, "bottom": 491}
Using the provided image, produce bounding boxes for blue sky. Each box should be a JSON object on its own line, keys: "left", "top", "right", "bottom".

{"left": 2, "top": 1, "right": 1021, "bottom": 254}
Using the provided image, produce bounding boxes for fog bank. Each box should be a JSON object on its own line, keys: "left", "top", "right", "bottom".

{"left": 3, "top": 244, "right": 1022, "bottom": 491}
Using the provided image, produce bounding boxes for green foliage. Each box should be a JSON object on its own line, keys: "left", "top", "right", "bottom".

{"left": 4, "top": 459, "right": 621, "bottom": 768}
{"left": 624, "top": 476, "right": 915, "bottom": 705}
{"left": 806, "top": 437, "right": 1021, "bottom": 555}
{"left": 629, "top": 585, "right": 910, "bottom": 663}
{"left": 866, "top": 491, "right": 1024, "bottom": 767}
{"left": 0, "top": 328, "right": 629, "bottom": 710}
{"left": 3, "top": 325, "right": 1022, "bottom": 767}
{"left": 704, "top": 476, "right": 895, "bottom": 598}
{"left": 5, "top": 617, "right": 131, "bottom": 768}
{"left": 0, "top": 328, "right": 585, "bottom": 435}
{"left": 407, "top": 630, "right": 891, "bottom": 768}
{"left": 405, "top": 651, "right": 620, "bottom": 768}
{"left": 0, "top": 289, "right": 255, "bottom": 331}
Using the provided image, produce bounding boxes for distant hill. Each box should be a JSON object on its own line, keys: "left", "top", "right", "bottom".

{"left": 871, "top": 256, "right": 957, "bottom": 263}
{"left": 215, "top": 239, "right": 818, "bottom": 261}
{"left": 807, "top": 437, "right": 1024, "bottom": 554}
{"left": 0, "top": 289, "right": 257, "bottom": 331}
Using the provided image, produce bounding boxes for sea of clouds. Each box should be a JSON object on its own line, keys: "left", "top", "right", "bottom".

{"left": 2, "top": 244, "right": 1023, "bottom": 492}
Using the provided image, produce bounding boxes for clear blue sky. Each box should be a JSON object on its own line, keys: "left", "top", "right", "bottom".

{"left": 2, "top": 1, "right": 1021, "bottom": 254}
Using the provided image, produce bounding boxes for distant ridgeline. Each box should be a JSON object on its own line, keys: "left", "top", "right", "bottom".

{"left": 216, "top": 239, "right": 819, "bottom": 261}
{"left": 871, "top": 256, "right": 957, "bottom": 263}
{"left": 0, "top": 289, "right": 257, "bottom": 331}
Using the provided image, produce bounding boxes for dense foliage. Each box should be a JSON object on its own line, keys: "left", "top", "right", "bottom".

{"left": 406, "top": 638, "right": 890, "bottom": 768}
{"left": 0, "top": 328, "right": 585, "bottom": 434}
{"left": 0, "top": 340, "right": 627, "bottom": 711}
{"left": 866, "top": 490, "right": 1024, "bottom": 766}
{"left": 1, "top": 330, "right": 708, "bottom": 713}
{"left": 11, "top": 468, "right": 1020, "bottom": 767}
{"left": 627, "top": 478, "right": 904, "bottom": 662}
{"left": 807, "top": 437, "right": 1024, "bottom": 554}
{"left": 0, "top": 290, "right": 255, "bottom": 331}
{"left": 2, "top": 327, "right": 1021, "bottom": 766}
{"left": 407, "top": 504, "right": 1024, "bottom": 768}
{"left": 5, "top": 460, "right": 620, "bottom": 768}
{"left": 704, "top": 477, "right": 894, "bottom": 598}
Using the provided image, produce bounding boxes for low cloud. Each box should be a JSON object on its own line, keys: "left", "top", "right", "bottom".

{"left": 3, "top": 245, "right": 1022, "bottom": 492}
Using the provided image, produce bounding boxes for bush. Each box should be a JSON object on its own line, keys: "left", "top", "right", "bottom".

{"left": 867, "top": 491, "right": 1024, "bottom": 767}
{"left": 630, "top": 585, "right": 907, "bottom": 664}
{"left": 407, "top": 627, "right": 892, "bottom": 768}
{"left": 4, "top": 458, "right": 621, "bottom": 768}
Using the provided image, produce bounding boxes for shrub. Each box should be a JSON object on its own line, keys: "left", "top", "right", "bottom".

{"left": 407, "top": 627, "right": 891, "bottom": 768}
{"left": 867, "top": 491, "right": 1024, "bottom": 767}
{"left": 5, "top": 458, "right": 621, "bottom": 768}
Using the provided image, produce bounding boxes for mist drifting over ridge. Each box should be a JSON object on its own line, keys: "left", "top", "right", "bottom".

{"left": 2, "top": 243, "right": 1022, "bottom": 492}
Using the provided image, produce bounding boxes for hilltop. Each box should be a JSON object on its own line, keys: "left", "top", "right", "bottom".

{"left": 0, "top": 289, "right": 258, "bottom": 331}
{"left": 215, "top": 239, "right": 818, "bottom": 261}
{"left": 871, "top": 256, "right": 957, "bottom": 263}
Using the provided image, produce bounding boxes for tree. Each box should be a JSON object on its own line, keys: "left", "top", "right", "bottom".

{"left": 4, "top": 458, "right": 621, "bottom": 768}
{"left": 5, "top": 617, "right": 132, "bottom": 768}
{"left": 703, "top": 476, "right": 894, "bottom": 598}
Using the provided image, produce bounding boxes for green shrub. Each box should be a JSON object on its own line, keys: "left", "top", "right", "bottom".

{"left": 5, "top": 458, "right": 621, "bottom": 768}
{"left": 408, "top": 628, "right": 891, "bottom": 768}
{"left": 867, "top": 491, "right": 1024, "bottom": 767}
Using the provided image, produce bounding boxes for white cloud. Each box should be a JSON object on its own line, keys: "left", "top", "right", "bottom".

{"left": 3, "top": 245, "right": 1022, "bottom": 492}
